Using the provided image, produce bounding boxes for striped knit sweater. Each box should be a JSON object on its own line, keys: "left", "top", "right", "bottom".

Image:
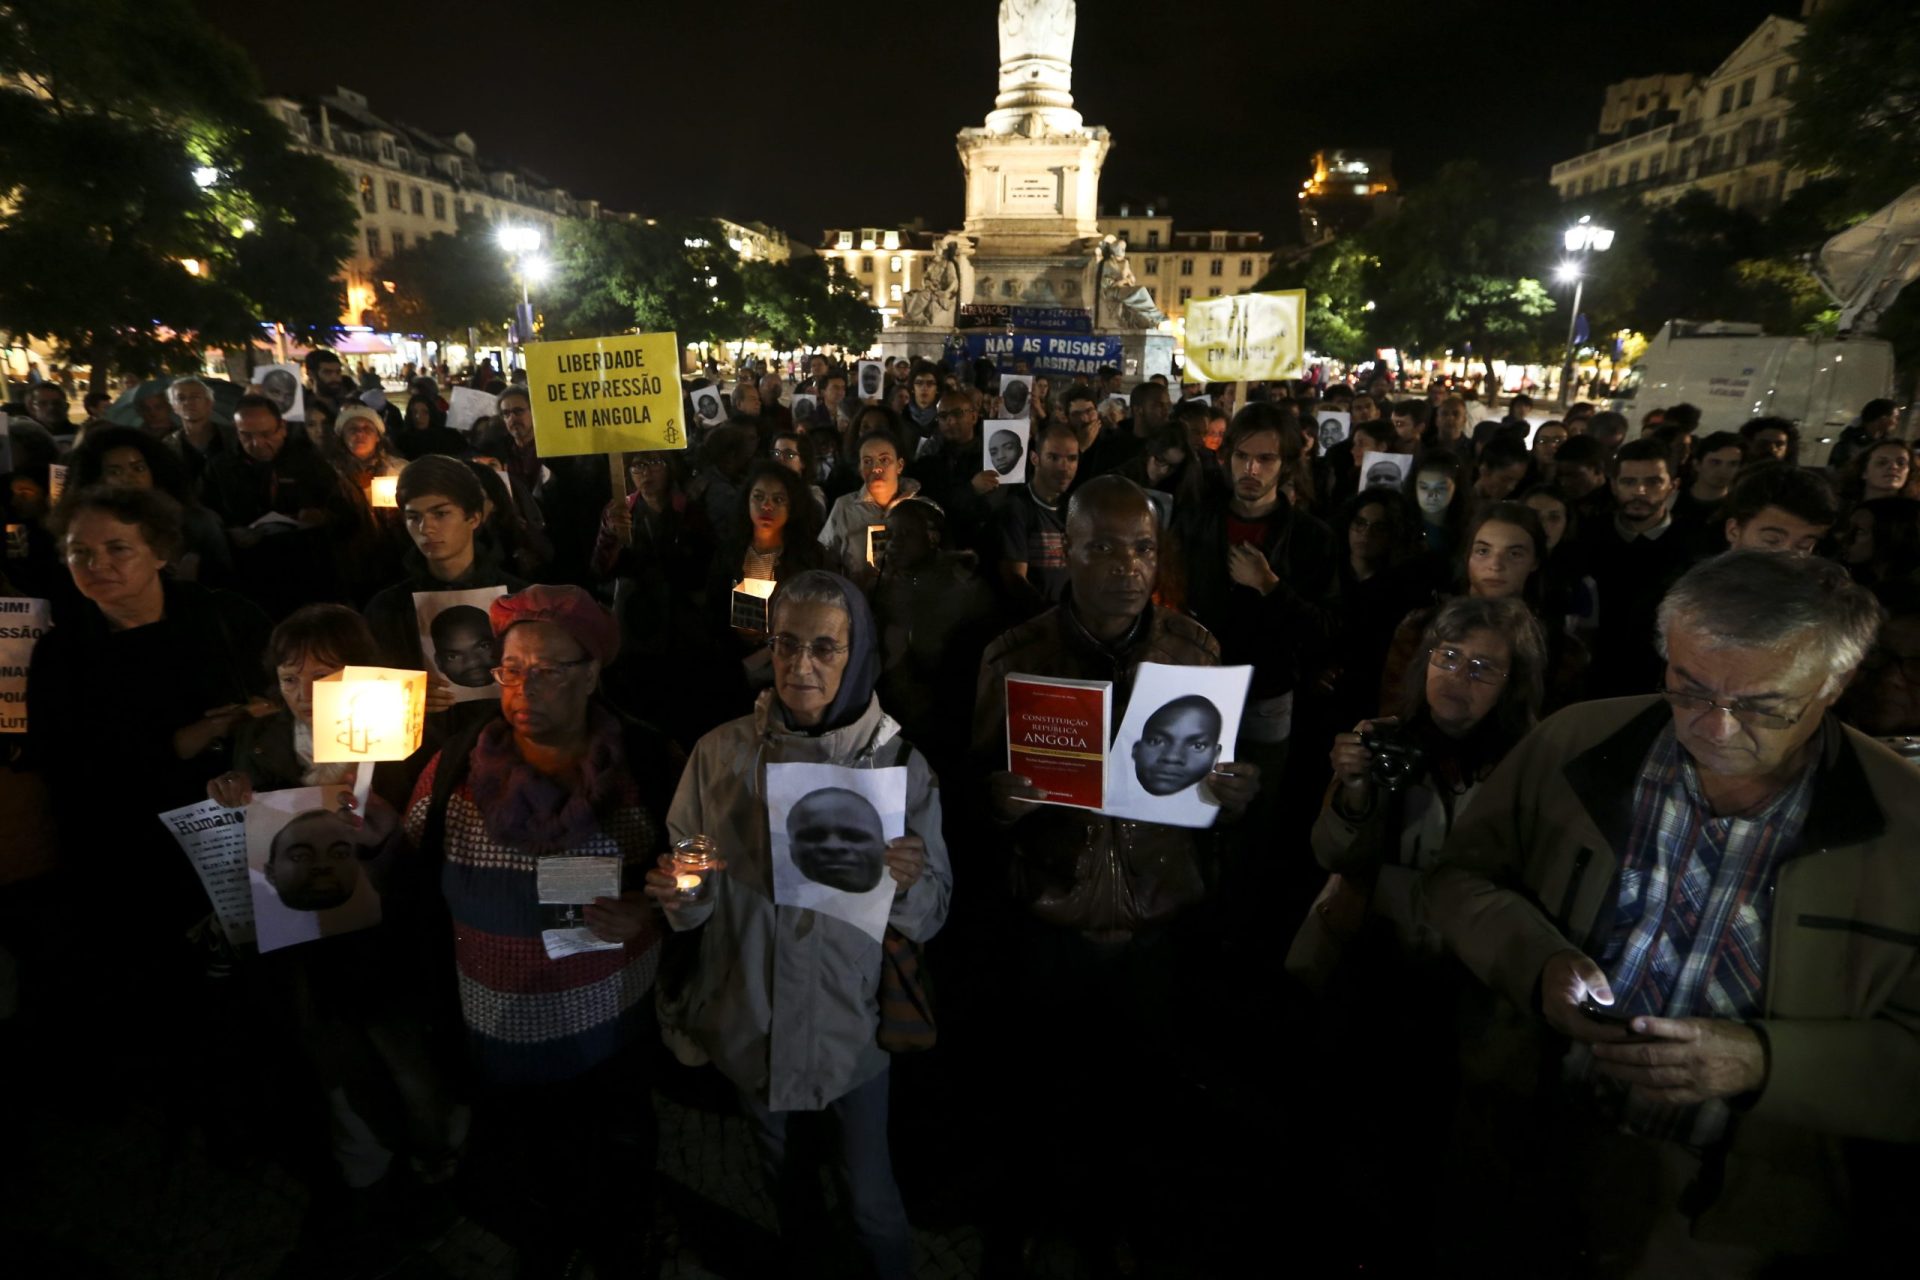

{"left": 405, "top": 750, "right": 661, "bottom": 1085}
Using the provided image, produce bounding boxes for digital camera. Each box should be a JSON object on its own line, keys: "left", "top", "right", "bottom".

{"left": 1361, "top": 720, "right": 1427, "bottom": 791}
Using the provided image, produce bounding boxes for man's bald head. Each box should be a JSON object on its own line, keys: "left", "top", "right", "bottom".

{"left": 1066, "top": 474, "right": 1155, "bottom": 536}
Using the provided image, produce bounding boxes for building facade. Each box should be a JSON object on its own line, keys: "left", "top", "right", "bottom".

{"left": 264, "top": 87, "right": 613, "bottom": 327}
{"left": 816, "top": 225, "right": 940, "bottom": 328}
{"left": 1298, "top": 149, "right": 1399, "bottom": 247}
{"left": 1548, "top": 14, "right": 1809, "bottom": 214}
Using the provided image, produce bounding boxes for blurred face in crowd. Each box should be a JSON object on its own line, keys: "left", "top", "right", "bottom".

{"left": 1064, "top": 492, "right": 1158, "bottom": 632}
{"left": 732, "top": 381, "right": 761, "bottom": 415}
{"left": 883, "top": 505, "right": 937, "bottom": 572}
{"left": 1843, "top": 507, "right": 1876, "bottom": 566}
{"left": 168, "top": 382, "right": 213, "bottom": 429}
{"left": 1415, "top": 468, "right": 1456, "bottom": 519}
{"left": 911, "top": 371, "right": 940, "bottom": 409}
{"left": 821, "top": 375, "right": 847, "bottom": 410}
{"left": 1532, "top": 423, "right": 1568, "bottom": 464}
{"left": 1202, "top": 414, "right": 1226, "bottom": 454}
{"left": 1695, "top": 445, "right": 1744, "bottom": 495}
{"left": 1613, "top": 458, "right": 1674, "bottom": 531}
{"left": 1426, "top": 627, "right": 1510, "bottom": 738}
{"left": 410, "top": 400, "right": 434, "bottom": 427}
{"left": 1466, "top": 520, "right": 1538, "bottom": 601}
{"left": 936, "top": 395, "right": 978, "bottom": 445}
{"left": 629, "top": 455, "right": 670, "bottom": 505}
{"left": 1144, "top": 441, "right": 1186, "bottom": 492}
{"left": 341, "top": 416, "right": 381, "bottom": 460}
{"left": 499, "top": 393, "right": 535, "bottom": 447}
{"left": 498, "top": 620, "right": 596, "bottom": 745}
{"left": 1556, "top": 457, "right": 1605, "bottom": 499}
{"left": 1229, "top": 429, "right": 1284, "bottom": 509}
{"left": 1348, "top": 501, "right": 1393, "bottom": 569}
{"left": 402, "top": 490, "right": 481, "bottom": 570}
{"left": 63, "top": 509, "right": 166, "bottom": 614}
{"left": 1030, "top": 429, "right": 1079, "bottom": 502}
{"left": 748, "top": 475, "right": 791, "bottom": 542}
{"left": 1862, "top": 441, "right": 1910, "bottom": 498}
{"left": 1662, "top": 625, "right": 1837, "bottom": 781}
{"left": 1132, "top": 385, "right": 1171, "bottom": 433}
{"left": 1475, "top": 459, "right": 1528, "bottom": 502}
{"left": 138, "top": 393, "right": 176, "bottom": 437}
{"left": 1434, "top": 400, "right": 1467, "bottom": 441}
{"left": 1390, "top": 410, "right": 1424, "bottom": 447}
{"left": 769, "top": 599, "right": 851, "bottom": 728}
{"left": 1523, "top": 492, "right": 1570, "bottom": 551}
{"left": 758, "top": 373, "right": 783, "bottom": 404}
{"left": 1748, "top": 426, "right": 1791, "bottom": 461}
{"left": 276, "top": 650, "right": 342, "bottom": 726}
{"left": 1350, "top": 397, "right": 1379, "bottom": 425}
{"left": 314, "top": 358, "right": 346, "bottom": 392}
{"left": 28, "top": 386, "right": 68, "bottom": 428}
{"left": 100, "top": 446, "right": 155, "bottom": 489}
{"left": 859, "top": 437, "right": 903, "bottom": 503}
{"left": 235, "top": 404, "right": 289, "bottom": 463}
{"left": 1727, "top": 504, "right": 1829, "bottom": 556}
{"left": 771, "top": 435, "right": 806, "bottom": 477}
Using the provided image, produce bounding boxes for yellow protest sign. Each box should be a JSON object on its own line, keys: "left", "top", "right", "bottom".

{"left": 525, "top": 332, "right": 687, "bottom": 456}
{"left": 1180, "top": 290, "right": 1306, "bottom": 382}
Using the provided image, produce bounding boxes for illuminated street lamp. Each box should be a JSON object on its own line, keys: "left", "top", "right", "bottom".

{"left": 495, "top": 226, "right": 544, "bottom": 366}
{"left": 1557, "top": 216, "right": 1612, "bottom": 405}
{"left": 192, "top": 166, "right": 219, "bottom": 188}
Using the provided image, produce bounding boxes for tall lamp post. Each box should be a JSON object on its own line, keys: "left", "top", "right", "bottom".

{"left": 1557, "top": 215, "right": 1613, "bottom": 406}
{"left": 496, "top": 225, "right": 548, "bottom": 371}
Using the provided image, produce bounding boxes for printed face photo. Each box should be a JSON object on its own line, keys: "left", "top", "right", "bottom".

{"left": 793, "top": 395, "right": 816, "bottom": 421}
{"left": 266, "top": 809, "right": 362, "bottom": 911}
{"left": 859, "top": 365, "right": 882, "bottom": 397}
{"left": 786, "top": 788, "right": 888, "bottom": 894}
{"left": 260, "top": 368, "right": 299, "bottom": 415}
{"left": 1130, "top": 695, "right": 1223, "bottom": 796}
{"left": 1364, "top": 459, "right": 1406, "bottom": 489}
{"left": 990, "top": 429, "right": 1024, "bottom": 474}
{"left": 430, "top": 605, "right": 498, "bottom": 687}
{"left": 1001, "top": 379, "right": 1029, "bottom": 416}
{"left": 694, "top": 391, "right": 721, "bottom": 422}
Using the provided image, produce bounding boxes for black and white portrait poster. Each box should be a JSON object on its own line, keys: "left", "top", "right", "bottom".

{"left": 691, "top": 385, "right": 727, "bottom": 428}
{"left": 856, "top": 360, "right": 885, "bottom": 401}
{"left": 791, "top": 393, "right": 818, "bottom": 424}
{"left": 1358, "top": 451, "right": 1411, "bottom": 492}
{"left": 255, "top": 362, "right": 306, "bottom": 423}
{"left": 414, "top": 586, "right": 507, "bottom": 703}
{"left": 1317, "top": 411, "right": 1350, "bottom": 455}
{"left": 245, "top": 785, "right": 382, "bottom": 953}
{"left": 1105, "top": 662, "right": 1253, "bottom": 829}
{"left": 766, "top": 762, "right": 906, "bottom": 943}
{"left": 983, "top": 418, "right": 1029, "bottom": 485}
{"left": 998, "top": 375, "right": 1033, "bottom": 420}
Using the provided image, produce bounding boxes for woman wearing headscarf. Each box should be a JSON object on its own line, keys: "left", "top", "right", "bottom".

{"left": 402, "top": 584, "right": 682, "bottom": 1278}
{"left": 648, "top": 570, "right": 951, "bottom": 1280}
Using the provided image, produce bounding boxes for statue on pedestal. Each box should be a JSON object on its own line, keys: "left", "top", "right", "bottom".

{"left": 1096, "top": 235, "right": 1163, "bottom": 330}
{"left": 902, "top": 236, "right": 965, "bottom": 328}
{"left": 988, "top": 0, "right": 1083, "bottom": 136}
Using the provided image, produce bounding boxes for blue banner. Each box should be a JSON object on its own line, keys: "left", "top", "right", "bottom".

{"left": 961, "top": 332, "right": 1123, "bottom": 377}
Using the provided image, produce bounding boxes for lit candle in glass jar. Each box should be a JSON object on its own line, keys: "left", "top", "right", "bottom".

{"left": 671, "top": 835, "right": 718, "bottom": 903}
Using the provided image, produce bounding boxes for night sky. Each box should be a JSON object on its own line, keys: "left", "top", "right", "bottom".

{"left": 193, "top": 0, "right": 1793, "bottom": 246}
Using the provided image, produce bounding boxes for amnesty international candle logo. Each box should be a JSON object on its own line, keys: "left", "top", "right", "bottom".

{"left": 309, "top": 667, "right": 428, "bottom": 764}
{"left": 525, "top": 332, "right": 688, "bottom": 456}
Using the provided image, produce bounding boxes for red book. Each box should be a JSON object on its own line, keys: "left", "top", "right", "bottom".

{"left": 1005, "top": 674, "right": 1112, "bottom": 811}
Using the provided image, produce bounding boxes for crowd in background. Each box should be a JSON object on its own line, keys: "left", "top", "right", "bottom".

{"left": 1, "top": 348, "right": 1916, "bottom": 1279}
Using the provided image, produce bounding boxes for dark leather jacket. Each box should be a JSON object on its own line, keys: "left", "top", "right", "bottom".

{"left": 974, "top": 602, "right": 1222, "bottom": 941}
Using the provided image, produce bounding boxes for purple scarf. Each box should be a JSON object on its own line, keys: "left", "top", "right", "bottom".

{"left": 468, "top": 708, "right": 627, "bottom": 854}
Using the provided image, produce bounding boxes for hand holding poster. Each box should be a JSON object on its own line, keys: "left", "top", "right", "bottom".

{"left": 766, "top": 762, "right": 908, "bottom": 943}
{"left": 245, "top": 785, "right": 382, "bottom": 953}
{"left": 413, "top": 587, "right": 507, "bottom": 703}
{"left": 984, "top": 418, "right": 1029, "bottom": 484}
{"left": 1104, "top": 663, "right": 1253, "bottom": 829}
{"left": 525, "top": 332, "right": 686, "bottom": 456}
{"left": 1181, "top": 290, "right": 1306, "bottom": 383}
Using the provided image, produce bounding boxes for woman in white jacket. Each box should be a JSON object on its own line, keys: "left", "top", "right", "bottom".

{"left": 646, "top": 569, "right": 951, "bottom": 1280}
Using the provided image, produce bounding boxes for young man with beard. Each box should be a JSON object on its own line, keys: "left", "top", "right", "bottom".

{"left": 991, "top": 416, "right": 1082, "bottom": 616}
{"left": 1167, "top": 403, "right": 1336, "bottom": 781}
{"left": 1580, "top": 437, "right": 1703, "bottom": 698}
{"left": 903, "top": 387, "right": 997, "bottom": 552}
{"left": 899, "top": 361, "right": 942, "bottom": 459}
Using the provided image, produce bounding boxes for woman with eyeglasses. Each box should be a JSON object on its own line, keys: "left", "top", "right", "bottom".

{"left": 767, "top": 428, "right": 827, "bottom": 516}
{"left": 401, "top": 585, "right": 682, "bottom": 1279}
{"left": 646, "top": 570, "right": 950, "bottom": 1280}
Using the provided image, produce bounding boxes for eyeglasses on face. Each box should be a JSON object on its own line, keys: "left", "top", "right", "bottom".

{"left": 1659, "top": 687, "right": 1806, "bottom": 732}
{"left": 1428, "top": 645, "right": 1508, "bottom": 684}
{"left": 492, "top": 657, "right": 593, "bottom": 688}
{"left": 767, "top": 635, "right": 850, "bottom": 664}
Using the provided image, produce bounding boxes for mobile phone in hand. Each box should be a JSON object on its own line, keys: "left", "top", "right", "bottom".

{"left": 1579, "top": 996, "right": 1638, "bottom": 1027}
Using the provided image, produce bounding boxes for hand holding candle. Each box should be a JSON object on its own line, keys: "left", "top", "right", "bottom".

{"left": 643, "top": 837, "right": 727, "bottom": 911}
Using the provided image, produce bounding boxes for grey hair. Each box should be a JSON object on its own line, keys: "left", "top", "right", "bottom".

{"left": 1402, "top": 595, "right": 1546, "bottom": 744}
{"left": 769, "top": 569, "right": 851, "bottom": 628}
{"left": 1656, "top": 549, "right": 1883, "bottom": 697}
{"left": 167, "top": 376, "right": 211, "bottom": 401}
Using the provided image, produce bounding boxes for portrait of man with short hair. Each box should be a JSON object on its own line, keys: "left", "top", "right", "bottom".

{"left": 265, "top": 808, "right": 364, "bottom": 911}
{"left": 786, "top": 787, "right": 888, "bottom": 894}
{"left": 1130, "top": 695, "right": 1223, "bottom": 797}
{"left": 990, "top": 428, "right": 1025, "bottom": 476}
{"left": 429, "top": 605, "right": 498, "bottom": 688}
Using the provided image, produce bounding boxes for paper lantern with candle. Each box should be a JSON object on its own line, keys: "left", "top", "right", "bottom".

{"left": 369, "top": 475, "right": 399, "bottom": 509}
{"left": 310, "top": 666, "right": 427, "bottom": 763}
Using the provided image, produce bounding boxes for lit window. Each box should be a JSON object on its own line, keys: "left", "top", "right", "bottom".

{"left": 359, "top": 175, "right": 375, "bottom": 212}
{"left": 889, "top": 255, "right": 902, "bottom": 272}
{"left": 890, "top": 284, "right": 903, "bottom": 302}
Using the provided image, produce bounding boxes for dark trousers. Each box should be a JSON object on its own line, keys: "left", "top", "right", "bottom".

{"left": 738, "top": 1066, "right": 912, "bottom": 1280}
{"left": 463, "top": 1040, "right": 657, "bottom": 1276}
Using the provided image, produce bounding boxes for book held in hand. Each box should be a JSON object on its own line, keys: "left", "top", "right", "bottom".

{"left": 1005, "top": 674, "right": 1111, "bottom": 811}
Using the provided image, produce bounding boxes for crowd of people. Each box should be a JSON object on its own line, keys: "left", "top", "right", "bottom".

{"left": 1, "top": 350, "right": 1916, "bottom": 1279}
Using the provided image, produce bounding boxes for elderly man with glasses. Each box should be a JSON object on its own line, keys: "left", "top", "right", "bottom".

{"left": 1424, "top": 550, "right": 1919, "bottom": 1271}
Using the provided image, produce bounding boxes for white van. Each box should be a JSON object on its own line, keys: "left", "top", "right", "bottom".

{"left": 1611, "top": 321, "right": 1896, "bottom": 466}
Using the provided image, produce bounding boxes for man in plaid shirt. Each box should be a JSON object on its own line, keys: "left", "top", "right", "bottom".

{"left": 1426, "top": 551, "right": 1920, "bottom": 1270}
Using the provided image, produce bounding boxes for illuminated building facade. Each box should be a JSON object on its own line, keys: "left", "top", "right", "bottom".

{"left": 1299, "top": 149, "right": 1399, "bottom": 246}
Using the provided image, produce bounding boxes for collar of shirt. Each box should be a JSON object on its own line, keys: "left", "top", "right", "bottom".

{"left": 1614, "top": 508, "right": 1673, "bottom": 542}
